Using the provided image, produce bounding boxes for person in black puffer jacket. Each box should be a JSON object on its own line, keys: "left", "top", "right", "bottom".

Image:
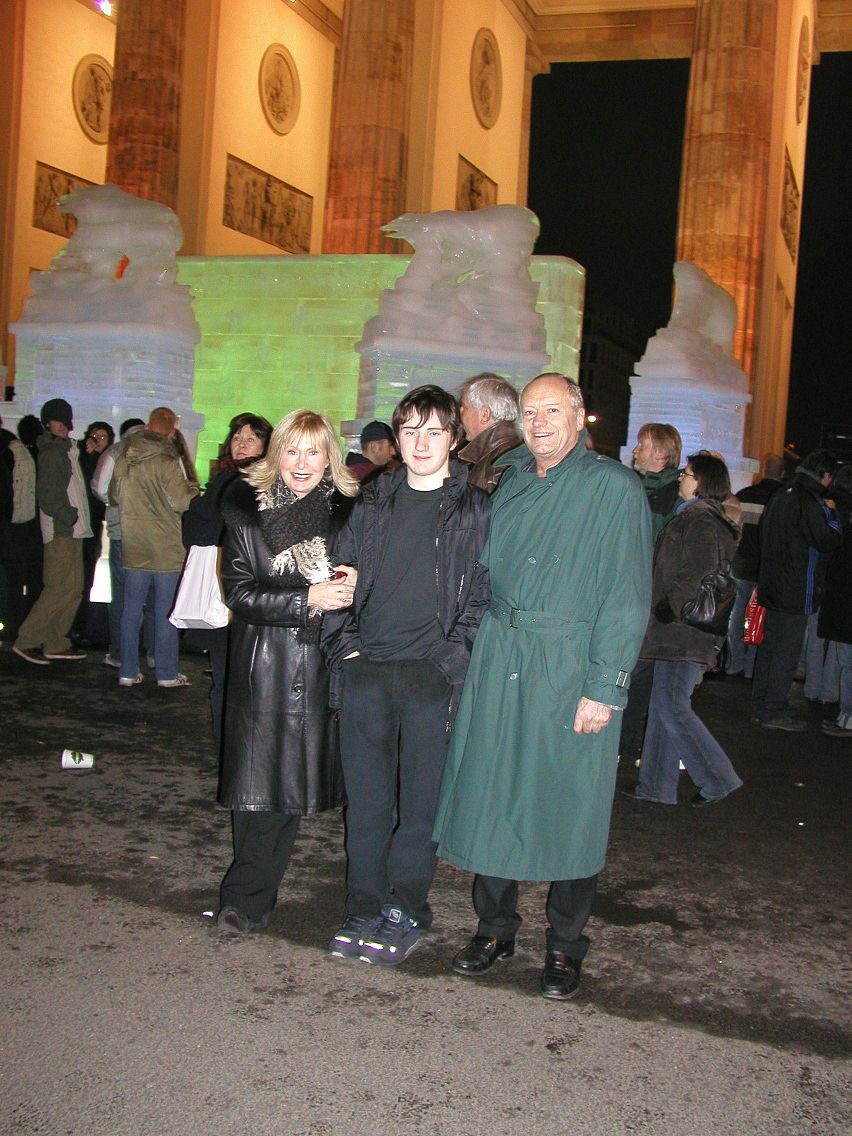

{"left": 625, "top": 452, "right": 743, "bottom": 807}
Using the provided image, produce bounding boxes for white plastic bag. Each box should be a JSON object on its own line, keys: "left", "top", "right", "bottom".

{"left": 169, "top": 545, "right": 230, "bottom": 629}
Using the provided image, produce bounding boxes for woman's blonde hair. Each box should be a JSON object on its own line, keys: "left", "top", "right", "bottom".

{"left": 245, "top": 409, "right": 359, "bottom": 497}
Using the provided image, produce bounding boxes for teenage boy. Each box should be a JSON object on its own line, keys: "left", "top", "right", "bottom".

{"left": 321, "top": 385, "right": 490, "bottom": 965}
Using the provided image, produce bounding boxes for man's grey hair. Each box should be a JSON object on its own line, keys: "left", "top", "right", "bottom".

{"left": 460, "top": 373, "right": 520, "bottom": 423}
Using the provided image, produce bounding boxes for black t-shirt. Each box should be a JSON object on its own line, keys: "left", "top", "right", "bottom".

{"left": 359, "top": 480, "right": 442, "bottom": 661}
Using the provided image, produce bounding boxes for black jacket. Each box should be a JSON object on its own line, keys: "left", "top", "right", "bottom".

{"left": 217, "top": 477, "right": 346, "bottom": 813}
{"left": 640, "top": 498, "right": 741, "bottom": 666}
{"left": 320, "top": 461, "right": 491, "bottom": 704}
{"left": 818, "top": 521, "right": 852, "bottom": 644}
{"left": 732, "top": 477, "right": 782, "bottom": 579}
{"left": 757, "top": 470, "right": 841, "bottom": 614}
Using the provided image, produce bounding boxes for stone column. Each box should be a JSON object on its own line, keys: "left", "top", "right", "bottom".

{"left": 106, "top": 0, "right": 186, "bottom": 208}
{"left": 323, "top": 0, "right": 415, "bottom": 253}
{"left": 676, "top": 0, "right": 778, "bottom": 379}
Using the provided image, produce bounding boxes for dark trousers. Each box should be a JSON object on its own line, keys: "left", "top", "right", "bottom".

{"left": 473, "top": 873, "right": 598, "bottom": 961}
{"left": 751, "top": 609, "right": 808, "bottom": 722}
{"left": 219, "top": 810, "right": 301, "bottom": 923}
{"left": 619, "top": 658, "right": 655, "bottom": 754}
{"left": 339, "top": 657, "right": 452, "bottom": 928}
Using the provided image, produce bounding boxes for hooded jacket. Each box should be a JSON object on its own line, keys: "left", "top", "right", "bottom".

{"left": 35, "top": 432, "right": 91, "bottom": 542}
{"left": 110, "top": 430, "right": 197, "bottom": 571}
{"left": 757, "top": 468, "right": 841, "bottom": 614}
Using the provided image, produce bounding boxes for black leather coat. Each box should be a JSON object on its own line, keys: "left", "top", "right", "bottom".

{"left": 217, "top": 477, "right": 345, "bottom": 814}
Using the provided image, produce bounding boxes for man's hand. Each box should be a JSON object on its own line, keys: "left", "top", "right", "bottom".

{"left": 573, "top": 696, "right": 613, "bottom": 735}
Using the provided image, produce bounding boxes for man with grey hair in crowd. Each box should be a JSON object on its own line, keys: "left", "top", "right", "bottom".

{"left": 457, "top": 372, "right": 521, "bottom": 494}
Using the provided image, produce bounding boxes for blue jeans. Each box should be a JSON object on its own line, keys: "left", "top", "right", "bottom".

{"left": 108, "top": 540, "right": 156, "bottom": 666}
{"left": 803, "top": 611, "right": 840, "bottom": 702}
{"left": 726, "top": 577, "right": 758, "bottom": 677}
{"left": 638, "top": 660, "right": 743, "bottom": 804}
{"left": 120, "top": 569, "right": 180, "bottom": 682}
{"left": 835, "top": 642, "right": 852, "bottom": 728}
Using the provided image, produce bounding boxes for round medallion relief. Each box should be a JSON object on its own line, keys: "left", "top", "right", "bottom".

{"left": 72, "top": 55, "right": 113, "bottom": 144}
{"left": 259, "top": 44, "right": 301, "bottom": 135}
{"left": 470, "top": 28, "right": 502, "bottom": 130}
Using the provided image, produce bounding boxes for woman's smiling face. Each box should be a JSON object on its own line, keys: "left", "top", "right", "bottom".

{"left": 279, "top": 437, "right": 327, "bottom": 497}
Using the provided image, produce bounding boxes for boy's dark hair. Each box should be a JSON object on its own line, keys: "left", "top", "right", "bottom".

{"left": 688, "top": 452, "right": 731, "bottom": 501}
{"left": 392, "top": 385, "right": 462, "bottom": 446}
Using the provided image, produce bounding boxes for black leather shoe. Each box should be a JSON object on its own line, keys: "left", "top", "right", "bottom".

{"left": 452, "top": 935, "right": 515, "bottom": 976}
{"left": 540, "top": 951, "right": 581, "bottom": 1000}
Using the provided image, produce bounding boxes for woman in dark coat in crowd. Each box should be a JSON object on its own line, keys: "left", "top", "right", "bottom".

{"left": 72, "top": 421, "right": 114, "bottom": 642}
{"left": 215, "top": 409, "right": 359, "bottom": 937}
{"left": 181, "top": 413, "right": 273, "bottom": 758}
{"left": 626, "top": 452, "right": 744, "bottom": 806}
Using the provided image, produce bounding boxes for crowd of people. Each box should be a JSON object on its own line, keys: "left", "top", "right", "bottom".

{"left": 1, "top": 371, "right": 848, "bottom": 1002}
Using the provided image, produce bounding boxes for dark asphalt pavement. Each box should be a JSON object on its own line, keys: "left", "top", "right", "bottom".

{"left": 1, "top": 645, "right": 849, "bottom": 1135}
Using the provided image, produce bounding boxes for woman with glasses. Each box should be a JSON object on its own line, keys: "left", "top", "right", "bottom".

{"left": 624, "top": 452, "right": 744, "bottom": 807}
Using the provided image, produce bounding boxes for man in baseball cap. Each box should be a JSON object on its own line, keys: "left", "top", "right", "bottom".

{"left": 345, "top": 420, "right": 399, "bottom": 483}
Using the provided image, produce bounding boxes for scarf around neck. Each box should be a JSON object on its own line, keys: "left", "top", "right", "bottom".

{"left": 256, "top": 476, "right": 336, "bottom": 641}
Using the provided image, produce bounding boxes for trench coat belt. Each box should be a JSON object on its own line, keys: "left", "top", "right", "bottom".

{"left": 489, "top": 602, "right": 588, "bottom": 635}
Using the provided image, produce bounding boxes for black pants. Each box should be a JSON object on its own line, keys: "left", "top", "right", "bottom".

{"left": 339, "top": 657, "right": 452, "bottom": 928}
{"left": 751, "top": 609, "right": 808, "bottom": 722}
{"left": 473, "top": 873, "right": 598, "bottom": 961}
{"left": 219, "top": 810, "right": 301, "bottom": 923}
{"left": 619, "top": 658, "right": 655, "bottom": 754}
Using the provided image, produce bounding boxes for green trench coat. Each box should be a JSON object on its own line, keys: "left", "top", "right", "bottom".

{"left": 433, "top": 435, "right": 652, "bottom": 881}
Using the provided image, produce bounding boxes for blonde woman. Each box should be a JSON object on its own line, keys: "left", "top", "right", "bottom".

{"left": 215, "top": 410, "right": 358, "bottom": 938}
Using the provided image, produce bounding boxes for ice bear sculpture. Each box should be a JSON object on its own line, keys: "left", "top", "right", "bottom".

{"left": 358, "top": 205, "right": 547, "bottom": 360}
{"left": 16, "top": 183, "right": 198, "bottom": 347}
{"left": 625, "top": 261, "right": 751, "bottom": 468}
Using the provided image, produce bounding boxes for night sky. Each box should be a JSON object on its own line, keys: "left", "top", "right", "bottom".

{"left": 527, "top": 53, "right": 852, "bottom": 459}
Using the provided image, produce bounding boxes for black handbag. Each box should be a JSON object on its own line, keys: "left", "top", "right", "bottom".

{"left": 680, "top": 518, "right": 737, "bottom": 635}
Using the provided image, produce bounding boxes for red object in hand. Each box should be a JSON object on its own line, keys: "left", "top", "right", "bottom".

{"left": 332, "top": 570, "right": 348, "bottom": 581}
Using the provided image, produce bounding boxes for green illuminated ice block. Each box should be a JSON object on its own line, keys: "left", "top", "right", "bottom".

{"left": 177, "top": 253, "right": 583, "bottom": 477}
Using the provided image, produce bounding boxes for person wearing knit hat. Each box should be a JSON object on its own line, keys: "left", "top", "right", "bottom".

{"left": 39, "top": 398, "right": 73, "bottom": 432}
{"left": 12, "top": 398, "right": 92, "bottom": 665}
{"left": 344, "top": 420, "right": 399, "bottom": 483}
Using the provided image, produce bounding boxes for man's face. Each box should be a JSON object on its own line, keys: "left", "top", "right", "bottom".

{"left": 632, "top": 433, "right": 667, "bottom": 474}
{"left": 459, "top": 393, "right": 491, "bottom": 442}
{"left": 520, "top": 376, "right": 584, "bottom": 472}
{"left": 397, "top": 410, "right": 453, "bottom": 485}
{"left": 46, "top": 420, "right": 69, "bottom": 439}
{"left": 363, "top": 438, "right": 394, "bottom": 467}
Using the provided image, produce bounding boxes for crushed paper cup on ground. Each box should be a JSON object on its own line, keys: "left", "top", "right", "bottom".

{"left": 61, "top": 749, "right": 94, "bottom": 770}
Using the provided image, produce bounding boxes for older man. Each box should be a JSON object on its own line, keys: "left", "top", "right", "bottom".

{"left": 457, "top": 372, "right": 521, "bottom": 494}
{"left": 434, "top": 373, "right": 651, "bottom": 1000}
